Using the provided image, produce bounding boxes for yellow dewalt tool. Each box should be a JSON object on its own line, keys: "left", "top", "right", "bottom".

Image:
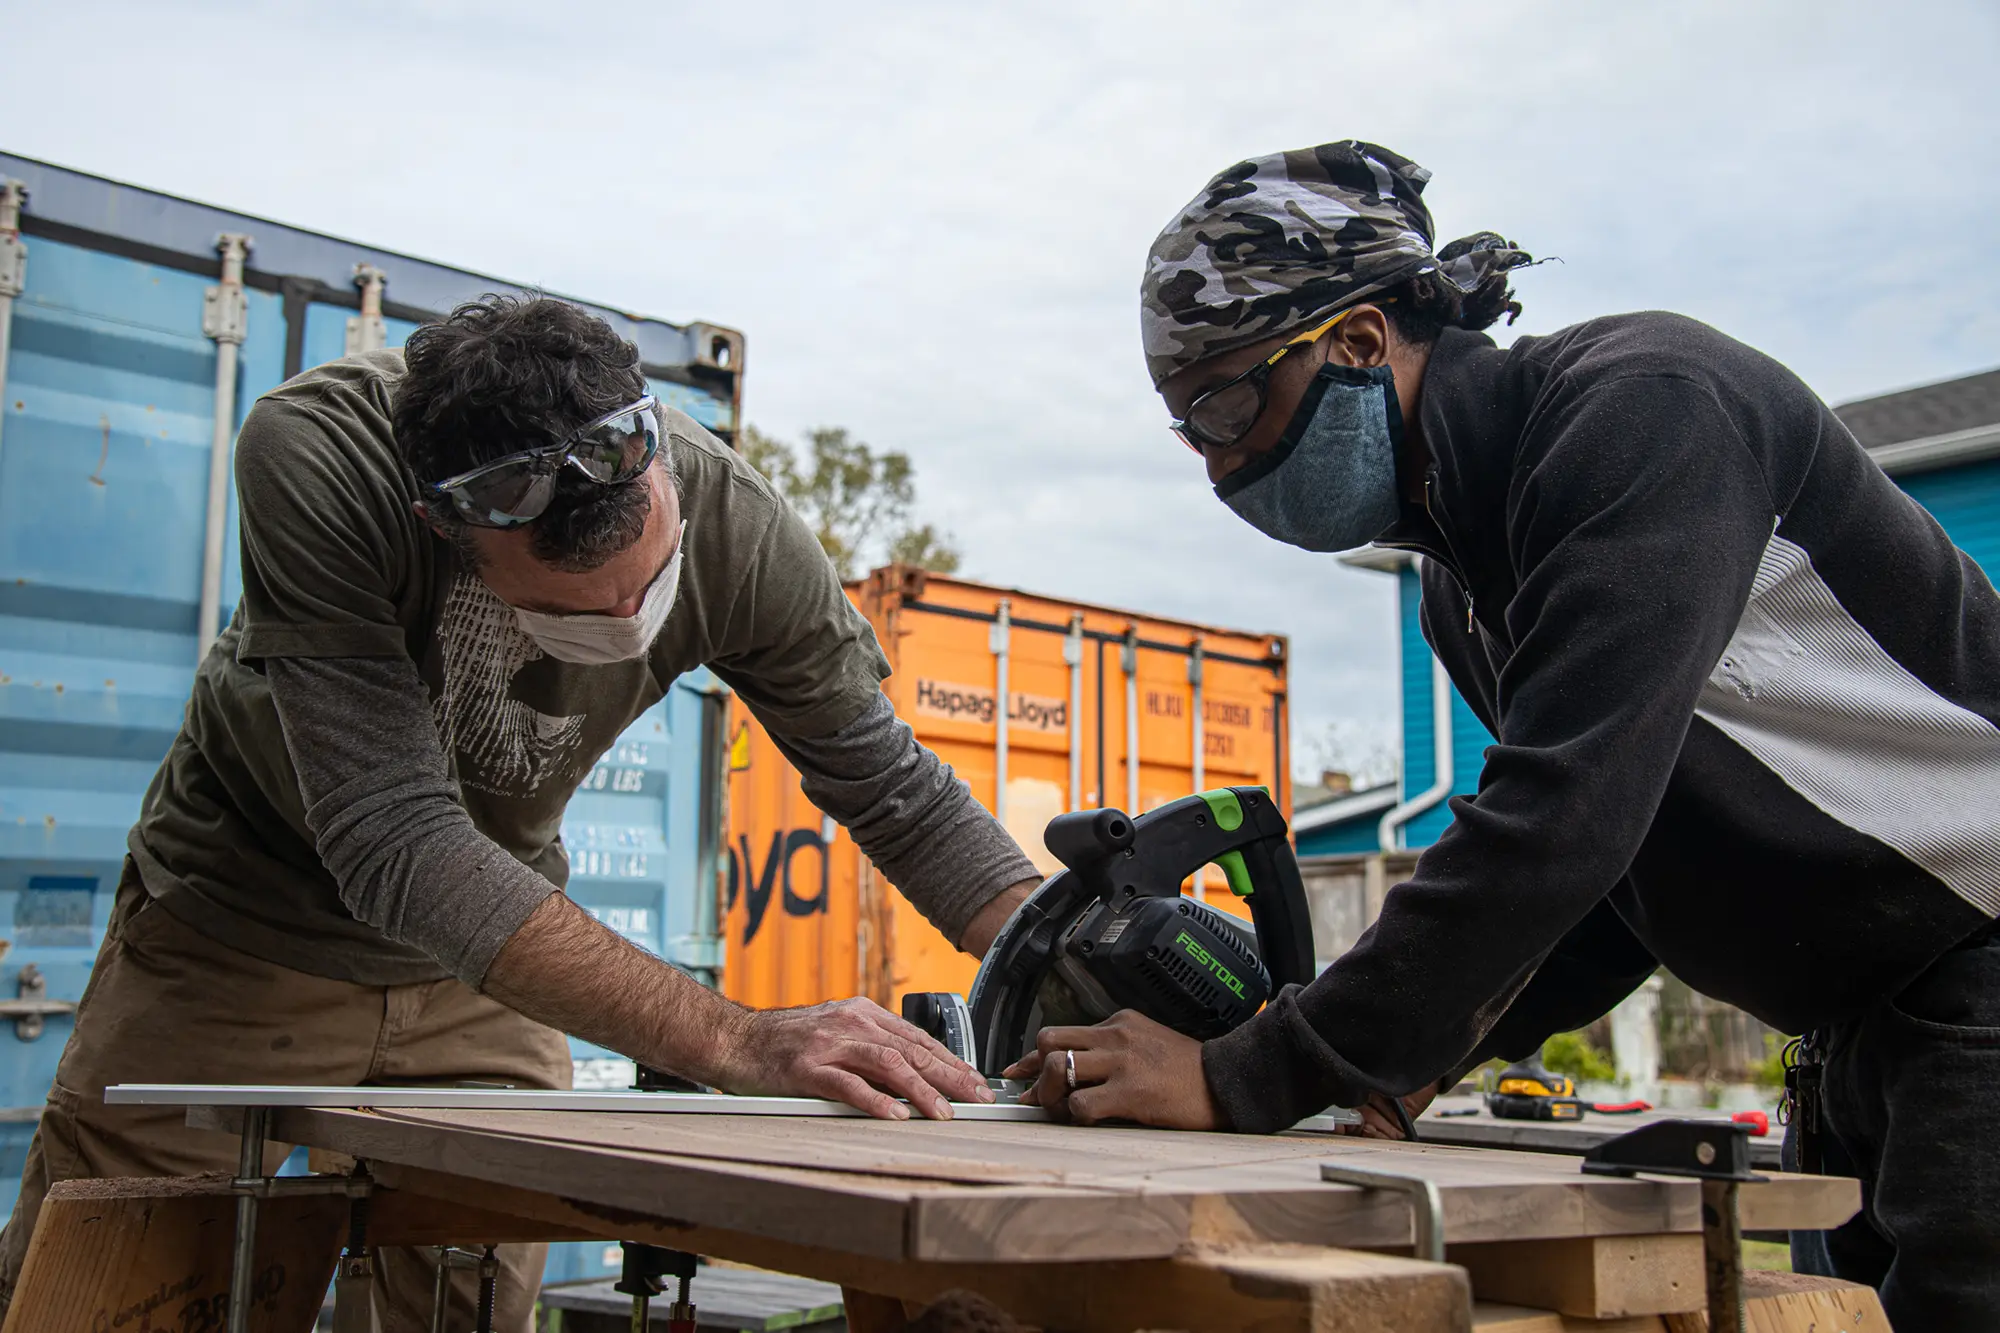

{"left": 1487, "top": 1057, "right": 1590, "bottom": 1121}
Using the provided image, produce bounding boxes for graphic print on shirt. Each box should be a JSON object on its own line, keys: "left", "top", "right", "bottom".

{"left": 431, "top": 571, "right": 589, "bottom": 797}
{"left": 1696, "top": 532, "right": 2000, "bottom": 916}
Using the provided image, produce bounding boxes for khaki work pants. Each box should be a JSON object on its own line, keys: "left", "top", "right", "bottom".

{"left": 0, "top": 865, "right": 572, "bottom": 1332}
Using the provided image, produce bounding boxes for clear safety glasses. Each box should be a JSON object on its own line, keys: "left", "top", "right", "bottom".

{"left": 429, "top": 396, "right": 660, "bottom": 529}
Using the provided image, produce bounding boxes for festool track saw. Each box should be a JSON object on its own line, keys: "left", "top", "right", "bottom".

{"left": 904, "top": 787, "right": 1315, "bottom": 1076}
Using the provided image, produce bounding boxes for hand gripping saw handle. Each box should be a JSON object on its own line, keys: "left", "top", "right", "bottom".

{"left": 965, "top": 786, "right": 1314, "bottom": 1075}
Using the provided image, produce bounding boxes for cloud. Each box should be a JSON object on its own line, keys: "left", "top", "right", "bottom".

{"left": 6, "top": 0, "right": 1995, "bottom": 764}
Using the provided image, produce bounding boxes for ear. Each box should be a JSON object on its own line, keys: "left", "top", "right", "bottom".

{"left": 1329, "top": 304, "right": 1394, "bottom": 369}
{"left": 411, "top": 501, "right": 454, "bottom": 543}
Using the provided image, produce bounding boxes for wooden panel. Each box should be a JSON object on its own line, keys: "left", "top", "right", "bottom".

{"left": 1452, "top": 1235, "right": 1702, "bottom": 1319}
{"left": 1, "top": 1175, "right": 342, "bottom": 1333}
{"left": 183, "top": 1105, "right": 1857, "bottom": 1263}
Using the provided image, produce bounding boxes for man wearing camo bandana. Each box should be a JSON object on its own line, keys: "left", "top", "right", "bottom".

{"left": 1140, "top": 140, "right": 1525, "bottom": 390}
{"left": 1011, "top": 139, "right": 2000, "bottom": 1331}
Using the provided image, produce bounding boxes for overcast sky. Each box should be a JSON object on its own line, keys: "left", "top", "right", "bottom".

{"left": 7, "top": 0, "right": 1996, "bottom": 776}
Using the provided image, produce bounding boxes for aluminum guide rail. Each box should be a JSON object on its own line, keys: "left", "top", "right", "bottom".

{"left": 107, "top": 1083, "right": 1359, "bottom": 1130}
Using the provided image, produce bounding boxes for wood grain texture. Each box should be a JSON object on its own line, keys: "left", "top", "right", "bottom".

{"left": 366, "top": 1163, "right": 1469, "bottom": 1333}
{"left": 177, "top": 1104, "right": 1857, "bottom": 1262}
{"left": 2, "top": 1176, "right": 342, "bottom": 1333}
{"left": 1451, "top": 1235, "right": 1702, "bottom": 1318}
{"left": 1661, "top": 1271, "right": 1891, "bottom": 1332}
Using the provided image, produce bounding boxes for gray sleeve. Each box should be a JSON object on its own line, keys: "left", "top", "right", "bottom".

{"left": 265, "top": 654, "right": 556, "bottom": 986}
{"left": 769, "top": 692, "right": 1040, "bottom": 947}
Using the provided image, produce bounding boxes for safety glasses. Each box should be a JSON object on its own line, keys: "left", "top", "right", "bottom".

{"left": 429, "top": 396, "right": 660, "bottom": 529}
{"left": 1169, "top": 310, "right": 1353, "bottom": 453}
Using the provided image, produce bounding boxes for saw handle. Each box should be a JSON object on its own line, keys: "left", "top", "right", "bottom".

{"left": 1106, "top": 788, "right": 1317, "bottom": 992}
{"left": 1044, "top": 809, "right": 1136, "bottom": 871}
{"left": 1229, "top": 823, "right": 1316, "bottom": 991}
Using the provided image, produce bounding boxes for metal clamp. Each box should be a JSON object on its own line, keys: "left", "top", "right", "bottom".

{"left": 1582, "top": 1119, "right": 1759, "bottom": 1333}
{"left": 618, "top": 1241, "right": 699, "bottom": 1332}
{"left": 1318, "top": 1161, "right": 1445, "bottom": 1263}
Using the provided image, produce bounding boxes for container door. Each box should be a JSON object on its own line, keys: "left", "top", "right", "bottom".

{"left": 0, "top": 235, "right": 285, "bottom": 1211}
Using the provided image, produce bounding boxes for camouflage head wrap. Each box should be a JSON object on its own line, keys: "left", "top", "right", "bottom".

{"left": 1141, "top": 140, "right": 1517, "bottom": 388}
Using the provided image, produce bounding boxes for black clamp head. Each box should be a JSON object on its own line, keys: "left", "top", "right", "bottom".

{"left": 615, "top": 1242, "right": 700, "bottom": 1297}
{"left": 1581, "top": 1120, "right": 1758, "bottom": 1183}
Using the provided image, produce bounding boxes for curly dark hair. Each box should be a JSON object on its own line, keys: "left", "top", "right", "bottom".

{"left": 1378, "top": 233, "right": 1532, "bottom": 346}
{"left": 393, "top": 295, "right": 654, "bottom": 572}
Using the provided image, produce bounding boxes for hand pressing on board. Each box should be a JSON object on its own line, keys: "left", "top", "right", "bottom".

{"left": 714, "top": 998, "right": 996, "bottom": 1121}
{"left": 1000, "top": 1006, "right": 1438, "bottom": 1137}
{"left": 483, "top": 894, "right": 991, "bottom": 1122}
{"left": 1344, "top": 1086, "right": 1438, "bottom": 1140}
{"left": 1004, "top": 1009, "right": 1224, "bottom": 1130}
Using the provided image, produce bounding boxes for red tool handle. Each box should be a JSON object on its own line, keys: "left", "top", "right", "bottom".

{"left": 1731, "top": 1109, "right": 1770, "bottom": 1137}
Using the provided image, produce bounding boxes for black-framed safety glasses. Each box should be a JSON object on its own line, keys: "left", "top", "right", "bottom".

{"left": 429, "top": 395, "right": 660, "bottom": 528}
{"left": 1169, "top": 309, "right": 1356, "bottom": 454}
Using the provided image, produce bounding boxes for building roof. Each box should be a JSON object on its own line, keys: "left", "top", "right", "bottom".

{"left": 1837, "top": 367, "right": 2000, "bottom": 476}
{"left": 1291, "top": 782, "right": 1399, "bottom": 835}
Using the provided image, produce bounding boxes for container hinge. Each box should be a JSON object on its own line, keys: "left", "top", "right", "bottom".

{"left": 3, "top": 964, "right": 78, "bottom": 1041}
{"left": 202, "top": 233, "right": 252, "bottom": 346}
{"left": 345, "top": 263, "right": 388, "bottom": 355}
{"left": 0, "top": 180, "right": 26, "bottom": 300}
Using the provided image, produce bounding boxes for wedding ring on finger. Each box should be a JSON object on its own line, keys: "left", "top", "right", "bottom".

{"left": 1064, "top": 1049, "right": 1078, "bottom": 1092}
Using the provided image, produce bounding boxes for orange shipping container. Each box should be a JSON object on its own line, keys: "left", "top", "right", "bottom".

{"left": 720, "top": 565, "right": 1291, "bottom": 1013}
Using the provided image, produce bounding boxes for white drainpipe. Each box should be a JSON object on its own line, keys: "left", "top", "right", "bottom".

{"left": 990, "top": 599, "right": 1011, "bottom": 824}
{"left": 1379, "top": 654, "right": 1454, "bottom": 851}
{"left": 0, "top": 181, "right": 27, "bottom": 475}
{"left": 345, "top": 263, "right": 388, "bottom": 354}
{"left": 1064, "top": 615, "right": 1084, "bottom": 810}
{"left": 197, "top": 233, "right": 252, "bottom": 660}
{"left": 1122, "top": 627, "right": 1141, "bottom": 814}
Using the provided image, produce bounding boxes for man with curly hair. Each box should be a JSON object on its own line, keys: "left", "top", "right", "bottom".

{"left": 0, "top": 296, "right": 1041, "bottom": 1329}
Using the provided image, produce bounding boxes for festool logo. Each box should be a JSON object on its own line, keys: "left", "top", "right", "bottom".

{"left": 1175, "top": 930, "right": 1248, "bottom": 999}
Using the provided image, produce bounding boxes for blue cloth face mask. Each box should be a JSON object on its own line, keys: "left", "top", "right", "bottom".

{"left": 1212, "top": 363, "right": 1404, "bottom": 553}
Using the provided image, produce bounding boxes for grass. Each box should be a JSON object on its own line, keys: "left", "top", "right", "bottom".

{"left": 1743, "top": 1239, "right": 1793, "bottom": 1272}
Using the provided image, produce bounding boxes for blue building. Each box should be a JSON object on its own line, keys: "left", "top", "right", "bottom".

{"left": 1305, "top": 366, "right": 2000, "bottom": 858}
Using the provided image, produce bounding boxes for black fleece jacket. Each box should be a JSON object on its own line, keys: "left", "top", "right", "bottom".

{"left": 1202, "top": 313, "right": 2000, "bottom": 1133}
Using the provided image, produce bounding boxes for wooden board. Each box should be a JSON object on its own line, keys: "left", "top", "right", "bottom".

{"left": 181, "top": 1104, "right": 1856, "bottom": 1265}
{"left": 1, "top": 1175, "right": 343, "bottom": 1333}
{"left": 1477, "top": 1273, "right": 1889, "bottom": 1330}
{"left": 363, "top": 1161, "right": 1477, "bottom": 1333}
{"left": 1452, "top": 1235, "right": 1702, "bottom": 1319}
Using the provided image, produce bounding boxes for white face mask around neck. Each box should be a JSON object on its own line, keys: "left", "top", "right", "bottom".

{"left": 512, "top": 521, "right": 686, "bottom": 665}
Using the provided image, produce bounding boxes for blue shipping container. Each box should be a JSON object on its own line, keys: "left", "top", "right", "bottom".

{"left": 0, "top": 151, "right": 737, "bottom": 1287}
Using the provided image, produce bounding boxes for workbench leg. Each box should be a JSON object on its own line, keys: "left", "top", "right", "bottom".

{"left": 228, "top": 1106, "right": 273, "bottom": 1333}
